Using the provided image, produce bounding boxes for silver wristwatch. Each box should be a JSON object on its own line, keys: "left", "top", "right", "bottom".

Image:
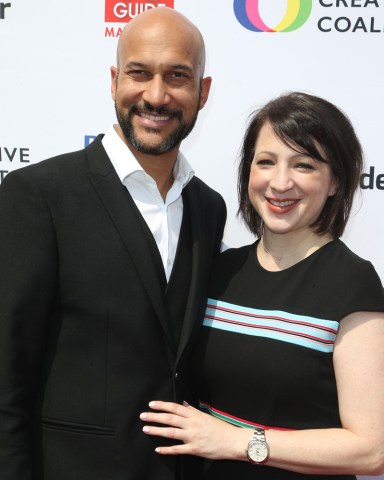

{"left": 246, "top": 427, "right": 269, "bottom": 465}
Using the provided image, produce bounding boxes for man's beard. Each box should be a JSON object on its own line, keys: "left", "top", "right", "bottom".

{"left": 115, "top": 100, "right": 200, "bottom": 155}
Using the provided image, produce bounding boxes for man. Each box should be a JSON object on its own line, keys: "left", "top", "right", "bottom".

{"left": 0, "top": 7, "right": 226, "bottom": 480}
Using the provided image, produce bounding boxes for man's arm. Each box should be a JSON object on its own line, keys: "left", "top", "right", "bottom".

{"left": 0, "top": 169, "right": 58, "bottom": 479}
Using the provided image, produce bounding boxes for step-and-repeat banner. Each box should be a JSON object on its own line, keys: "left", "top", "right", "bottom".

{"left": 0, "top": 2, "right": 383, "bottom": 478}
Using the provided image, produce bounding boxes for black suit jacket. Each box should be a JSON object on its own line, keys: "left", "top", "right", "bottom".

{"left": 0, "top": 136, "right": 226, "bottom": 480}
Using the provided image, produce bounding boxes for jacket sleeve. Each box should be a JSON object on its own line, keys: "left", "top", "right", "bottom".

{"left": 0, "top": 169, "right": 58, "bottom": 479}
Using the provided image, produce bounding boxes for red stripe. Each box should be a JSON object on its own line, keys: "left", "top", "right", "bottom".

{"left": 207, "top": 302, "right": 338, "bottom": 334}
{"left": 200, "top": 401, "right": 295, "bottom": 431}
{"left": 205, "top": 313, "right": 334, "bottom": 345}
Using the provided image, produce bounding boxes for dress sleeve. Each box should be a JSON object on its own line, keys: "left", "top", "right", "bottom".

{"left": 339, "top": 259, "right": 384, "bottom": 319}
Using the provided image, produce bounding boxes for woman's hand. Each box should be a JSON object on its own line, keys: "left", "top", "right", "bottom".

{"left": 140, "top": 400, "right": 251, "bottom": 460}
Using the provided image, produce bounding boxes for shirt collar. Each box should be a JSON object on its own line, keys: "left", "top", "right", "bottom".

{"left": 102, "top": 125, "right": 195, "bottom": 188}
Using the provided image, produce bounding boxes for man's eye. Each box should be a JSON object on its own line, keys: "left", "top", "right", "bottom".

{"left": 128, "top": 70, "right": 147, "bottom": 79}
{"left": 167, "top": 72, "right": 190, "bottom": 82}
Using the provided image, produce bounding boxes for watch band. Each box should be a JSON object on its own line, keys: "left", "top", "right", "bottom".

{"left": 247, "top": 426, "right": 269, "bottom": 465}
{"left": 253, "top": 426, "right": 266, "bottom": 442}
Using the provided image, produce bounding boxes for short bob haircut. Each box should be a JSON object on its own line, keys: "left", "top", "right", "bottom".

{"left": 238, "top": 92, "right": 363, "bottom": 239}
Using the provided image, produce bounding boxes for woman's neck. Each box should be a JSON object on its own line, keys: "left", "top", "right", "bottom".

{"left": 257, "top": 230, "right": 334, "bottom": 271}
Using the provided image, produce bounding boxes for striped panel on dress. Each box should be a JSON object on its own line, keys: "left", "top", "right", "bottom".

{"left": 203, "top": 298, "right": 339, "bottom": 353}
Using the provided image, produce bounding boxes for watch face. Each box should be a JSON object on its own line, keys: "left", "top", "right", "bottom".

{"left": 248, "top": 440, "right": 269, "bottom": 463}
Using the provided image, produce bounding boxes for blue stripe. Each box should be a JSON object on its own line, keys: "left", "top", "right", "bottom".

{"left": 203, "top": 298, "right": 339, "bottom": 353}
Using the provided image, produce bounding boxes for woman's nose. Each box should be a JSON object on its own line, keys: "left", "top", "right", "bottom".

{"left": 269, "top": 166, "right": 294, "bottom": 192}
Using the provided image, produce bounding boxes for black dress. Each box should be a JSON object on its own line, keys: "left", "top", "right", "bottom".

{"left": 191, "top": 240, "right": 384, "bottom": 479}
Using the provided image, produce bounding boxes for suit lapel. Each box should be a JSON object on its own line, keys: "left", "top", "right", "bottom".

{"left": 176, "top": 180, "right": 208, "bottom": 362}
{"left": 85, "top": 137, "right": 174, "bottom": 349}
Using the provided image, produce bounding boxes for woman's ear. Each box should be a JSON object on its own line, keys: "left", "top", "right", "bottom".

{"left": 329, "top": 178, "right": 338, "bottom": 197}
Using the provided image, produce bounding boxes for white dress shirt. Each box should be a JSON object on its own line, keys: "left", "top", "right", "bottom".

{"left": 102, "top": 125, "right": 194, "bottom": 281}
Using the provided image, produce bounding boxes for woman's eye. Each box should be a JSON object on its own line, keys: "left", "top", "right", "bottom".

{"left": 256, "top": 159, "right": 274, "bottom": 166}
{"left": 296, "top": 162, "right": 315, "bottom": 170}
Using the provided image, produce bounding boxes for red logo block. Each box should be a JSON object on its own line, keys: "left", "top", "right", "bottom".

{"left": 105, "top": 1, "right": 174, "bottom": 23}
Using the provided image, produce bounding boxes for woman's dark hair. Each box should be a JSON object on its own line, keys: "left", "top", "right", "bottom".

{"left": 238, "top": 91, "right": 363, "bottom": 239}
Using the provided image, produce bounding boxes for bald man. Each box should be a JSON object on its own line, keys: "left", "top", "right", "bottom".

{"left": 0, "top": 8, "right": 226, "bottom": 480}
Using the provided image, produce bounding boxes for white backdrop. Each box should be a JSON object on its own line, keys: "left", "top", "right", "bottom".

{"left": 0, "top": 2, "right": 383, "bottom": 478}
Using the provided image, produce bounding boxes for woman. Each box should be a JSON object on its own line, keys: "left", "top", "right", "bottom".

{"left": 140, "top": 92, "right": 384, "bottom": 479}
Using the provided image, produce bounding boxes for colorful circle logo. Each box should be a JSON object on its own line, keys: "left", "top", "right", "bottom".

{"left": 234, "top": 0, "right": 312, "bottom": 32}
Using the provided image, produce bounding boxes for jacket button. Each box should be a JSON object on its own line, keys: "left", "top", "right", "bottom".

{"left": 174, "top": 372, "right": 180, "bottom": 381}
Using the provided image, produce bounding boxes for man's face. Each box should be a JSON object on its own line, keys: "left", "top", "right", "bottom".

{"left": 111, "top": 21, "right": 211, "bottom": 155}
{"left": 114, "top": 95, "right": 201, "bottom": 156}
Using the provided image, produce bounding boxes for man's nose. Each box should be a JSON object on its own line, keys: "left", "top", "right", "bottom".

{"left": 142, "top": 75, "right": 171, "bottom": 107}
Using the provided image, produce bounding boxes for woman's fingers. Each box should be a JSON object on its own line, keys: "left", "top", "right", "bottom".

{"left": 142, "top": 424, "right": 186, "bottom": 440}
{"left": 140, "top": 411, "right": 184, "bottom": 428}
{"left": 147, "top": 400, "right": 192, "bottom": 416}
{"left": 139, "top": 400, "right": 197, "bottom": 428}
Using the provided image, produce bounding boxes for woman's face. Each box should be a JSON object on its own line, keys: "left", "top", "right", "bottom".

{"left": 248, "top": 121, "right": 336, "bottom": 237}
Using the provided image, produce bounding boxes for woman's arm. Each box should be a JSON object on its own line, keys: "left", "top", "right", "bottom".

{"left": 140, "top": 310, "right": 384, "bottom": 475}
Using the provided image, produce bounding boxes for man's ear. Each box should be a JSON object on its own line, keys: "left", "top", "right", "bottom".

{"left": 198, "top": 76, "right": 212, "bottom": 111}
{"left": 110, "top": 66, "right": 119, "bottom": 102}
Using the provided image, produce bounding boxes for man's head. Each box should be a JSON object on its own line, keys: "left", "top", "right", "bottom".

{"left": 111, "top": 7, "right": 211, "bottom": 156}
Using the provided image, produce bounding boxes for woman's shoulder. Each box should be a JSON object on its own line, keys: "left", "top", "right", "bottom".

{"left": 209, "top": 242, "right": 256, "bottom": 283}
{"left": 325, "top": 239, "right": 380, "bottom": 275}
{"left": 320, "top": 240, "right": 384, "bottom": 314}
{"left": 215, "top": 242, "right": 255, "bottom": 265}
{"left": 208, "top": 243, "right": 256, "bottom": 298}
